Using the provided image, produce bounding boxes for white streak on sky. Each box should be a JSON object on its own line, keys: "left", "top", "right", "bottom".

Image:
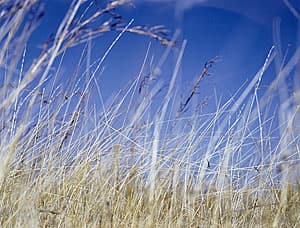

{"left": 138, "top": 0, "right": 288, "bottom": 25}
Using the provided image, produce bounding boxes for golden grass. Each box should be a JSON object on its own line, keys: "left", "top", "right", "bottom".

{"left": 1, "top": 0, "right": 300, "bottom": 227}
{"left": 1, "top": 165, "right": 300, "bottom": 227}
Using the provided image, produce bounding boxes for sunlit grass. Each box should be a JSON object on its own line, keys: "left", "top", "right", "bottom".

{"left": 0, "top": 0, "right": 300, "bottom": 227}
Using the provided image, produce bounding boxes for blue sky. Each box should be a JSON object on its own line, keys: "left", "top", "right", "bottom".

{"left": 28, "top": 0, "right": 299, "bottom": 108}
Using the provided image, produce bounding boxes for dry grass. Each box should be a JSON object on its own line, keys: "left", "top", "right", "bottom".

{"left": 1, "top": 0, "right": 300, "bottom": 227}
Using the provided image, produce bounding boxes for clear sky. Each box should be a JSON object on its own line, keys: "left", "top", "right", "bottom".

{"left": 28, "top": 0, "right": 299, "bottom": 108}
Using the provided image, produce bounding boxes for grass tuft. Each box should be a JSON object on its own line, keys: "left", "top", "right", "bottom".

{"left": 0, "top": 0, "right": 300, "bottom": 227}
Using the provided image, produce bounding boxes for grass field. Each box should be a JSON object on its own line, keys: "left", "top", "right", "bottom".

{"left": 1, "top": 0, "right": 300, "bottom": 227}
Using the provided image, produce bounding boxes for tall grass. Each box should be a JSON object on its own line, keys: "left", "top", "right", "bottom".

{"left": 0, "top": 0, "right": 300, "bottom": 227}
